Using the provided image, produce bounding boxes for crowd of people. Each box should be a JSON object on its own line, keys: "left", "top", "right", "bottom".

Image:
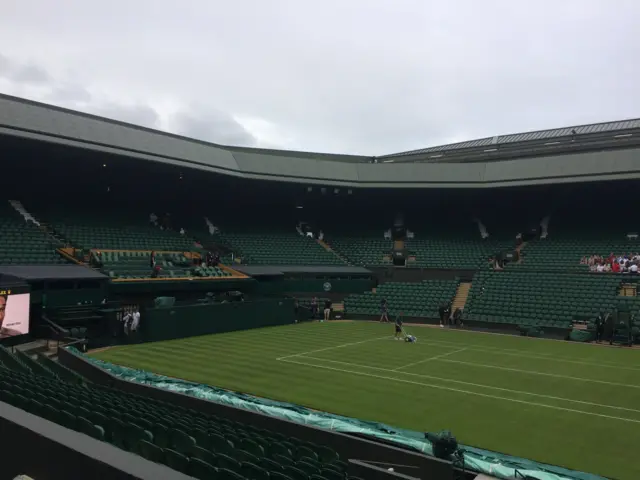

{"left": 580, "top": 253, "right": 640, "bottom": 273}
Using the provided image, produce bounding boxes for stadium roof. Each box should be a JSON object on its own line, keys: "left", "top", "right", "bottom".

{"left": 379, "top": 118, "right": 640, "bottom": 162}
{"left": 3, "top": 93, "right": 640, "bottom": 188}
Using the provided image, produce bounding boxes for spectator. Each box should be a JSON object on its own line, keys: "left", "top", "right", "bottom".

{"left": 131, "top": 308, "right": 141, "bottom": 333}
{"left": 122, "top": 309, "right": 132, "bottom": 336}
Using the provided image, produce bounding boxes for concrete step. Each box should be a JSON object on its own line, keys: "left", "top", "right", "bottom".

{"left": 14, "top": 340, "right": 50, "bottom": 355}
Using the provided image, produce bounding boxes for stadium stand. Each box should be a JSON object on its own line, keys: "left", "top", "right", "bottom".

{"left": 405, "top": 234, "right": 510, "bottom": 269}
{"left": 345, "top": 280, "right": 458, "bottom": 318}
{"left": 0, "top": 347, "right": 356, "bottom": 480}
{"left": 214, "top": 230, "right": 345, "bottom": 266}
{"left": 327, "top": 233, "right": 391, "bottom": 266}
{"left": 327, "top": 225, "right": 514, "bottom": 269}
{"left": 0, "top": 203, "right": 66, "bottom": 266}
{"left": 99, "top": 251, "right": 234, "bottom": 280}
{"left": 17, "top": 202, "right": 249, "bottom": 280}
{"left": 462, "top": 271, "right": 621, "bottom": 329}
{"left": 513, "top": 230, "right": 640, "bottom": 272}
{"left": 45, "top": 214, "right": 195, "bottom": 252}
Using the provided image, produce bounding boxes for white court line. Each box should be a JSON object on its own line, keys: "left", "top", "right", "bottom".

{"left": 409, "top": 338, "right": 640, "bottom": 372}
{"left": 276, "top": 335, "right": 390, "bottom": 361}
{"left": 393, "top": 348, "right": 468, "bottom": 371}
{"left": 279, "top": 357, "right": 640, "bottom": 423}
{"left": 435, "top": 358, "right": 640, "bottom": 389}
{"left": 296, "top": 356, "right": 640, "bottom": 414}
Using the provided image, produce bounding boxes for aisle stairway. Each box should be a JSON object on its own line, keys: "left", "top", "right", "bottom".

{"left": 317, "top": 239, "right": 351, "bottom": 265}
{"left": 9, "top": 200, "right": 40, "bottom": 225}
{"left": 451, "top": 282, "right": 472, "bottom": 311}
{"left": 620, "top": 283, "right": 637, "bottom": 297}
{"left": 0, "top": 203, "right": 65, "bottom": 265}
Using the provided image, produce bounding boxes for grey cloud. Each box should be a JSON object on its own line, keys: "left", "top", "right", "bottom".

{"left": 0, "top": 1, "right": 639, "bottom": 155}
{"left": 0, "top": 52, "right": 259, "bottom": 148}
{"left": 0, "top": 54, "right": 51, "bottom": 85}
{"left": 172, "top": 109, "right": 258, "bottom": 147}
{"left": 0, "top": 54, "right": 9, "bottom": 76}
{"left": 47, "top": 83, "right": 93, "bottom": 104}
{"left": 11, "top": 64, "right": 51, "bottom": 84}
{"left": 90, "top": 104, "right": 161, "bottom": 130}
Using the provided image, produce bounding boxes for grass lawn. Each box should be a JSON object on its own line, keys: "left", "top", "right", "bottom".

{"left": 91, "top": 321, "right": 640, "bottom": 479}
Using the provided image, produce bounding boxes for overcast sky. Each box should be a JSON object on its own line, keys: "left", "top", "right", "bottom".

{"left": 1, "top": 1, "right": 638, "bottom": 155}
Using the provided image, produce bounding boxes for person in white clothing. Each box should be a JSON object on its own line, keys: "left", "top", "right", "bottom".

{"left": 122, "top": 310, "right": 132, "bottom": 336}
{"left": 131, "top": 309, "right": 141, "bottom": 332}
{"left": 630, "top": 264, "right": 638, "bottom": 274}
{"left": 596, "top": 263, "right": 605, "bottom": 273}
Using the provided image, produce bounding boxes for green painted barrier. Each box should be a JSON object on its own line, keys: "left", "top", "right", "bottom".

{"left": 256, "top": 278, "right": 373, "bottom": 295}
{"left": 142, "top": 298, "right": 294, "bottom": 342}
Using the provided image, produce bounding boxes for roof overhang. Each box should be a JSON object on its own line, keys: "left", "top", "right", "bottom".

{"left": 2, "top": 93, "right": 640, "bottom": 189}
{"left": 0, "top": 265, "right": 108, "bottom": 281}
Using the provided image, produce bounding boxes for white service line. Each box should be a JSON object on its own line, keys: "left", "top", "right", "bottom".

{"left": 293, "top": 356, "right": 640, "bottom": 414}
{"left": 276, "top": 335, "right": 390, "bottom": 361}
{"left": 393, "top": 348, "right": 468, "bottom": 371}
{"left": 412, "top": 338, "right": 640, "bottom": 372}
{"left": 437, "top": 358, "right": 640, "bottom": 389}
{"left": 279, "top": 357, "right": 640, "bottom": 423}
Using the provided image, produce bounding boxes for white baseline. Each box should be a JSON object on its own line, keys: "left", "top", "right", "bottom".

{"left": 279, "top": 356, "right": 640, "bottom": 423}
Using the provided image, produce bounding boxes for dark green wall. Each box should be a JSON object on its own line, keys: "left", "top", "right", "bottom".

{"left": 141, "top": 298, "right": 294, "bottom": 342}
{"left": 30, "top": 284, "right": 107, "bottom": 308}
{"left": 255, "top": 278, "right": 373, "bottom": 295}
{"left": 108, "top": 278, "right": 255, "bottom": 295}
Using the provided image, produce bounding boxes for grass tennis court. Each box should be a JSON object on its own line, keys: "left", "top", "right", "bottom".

{"left": 91, "top": 321, "right": 640, "bottom": 479}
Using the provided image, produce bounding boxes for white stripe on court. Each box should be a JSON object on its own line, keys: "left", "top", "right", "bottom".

{"left": 435, "top": 358, "right": 640, "bottom": 389}
{"left": 276, "top": 336, "right": 390, "bottom": 361}
{"left": 393, "top": 348, "right": 468, "bottom": 371}
{"left": 410, "top": 338, "right": 640, "bottom": 372}
{"left": 294, "top": 355, "right": 640, "bottom": 415}
{"left": 279, "top": 357, "right": 640, "bottom": 423}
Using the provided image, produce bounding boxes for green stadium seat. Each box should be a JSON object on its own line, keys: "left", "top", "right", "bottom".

{"left": 241, "top": 462, "right": 270, "bottom": 480}
{"left": 191, "top": 446, "right": 218, "bottom": 467}
{"left": 139, "top": 440, "right": 165, "bottom": 463}
{"left": 164, "top": 449, "right": 190, "bottom": 474}
{"left": 188, "top": 458, "right": 218, "bottom": 479}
